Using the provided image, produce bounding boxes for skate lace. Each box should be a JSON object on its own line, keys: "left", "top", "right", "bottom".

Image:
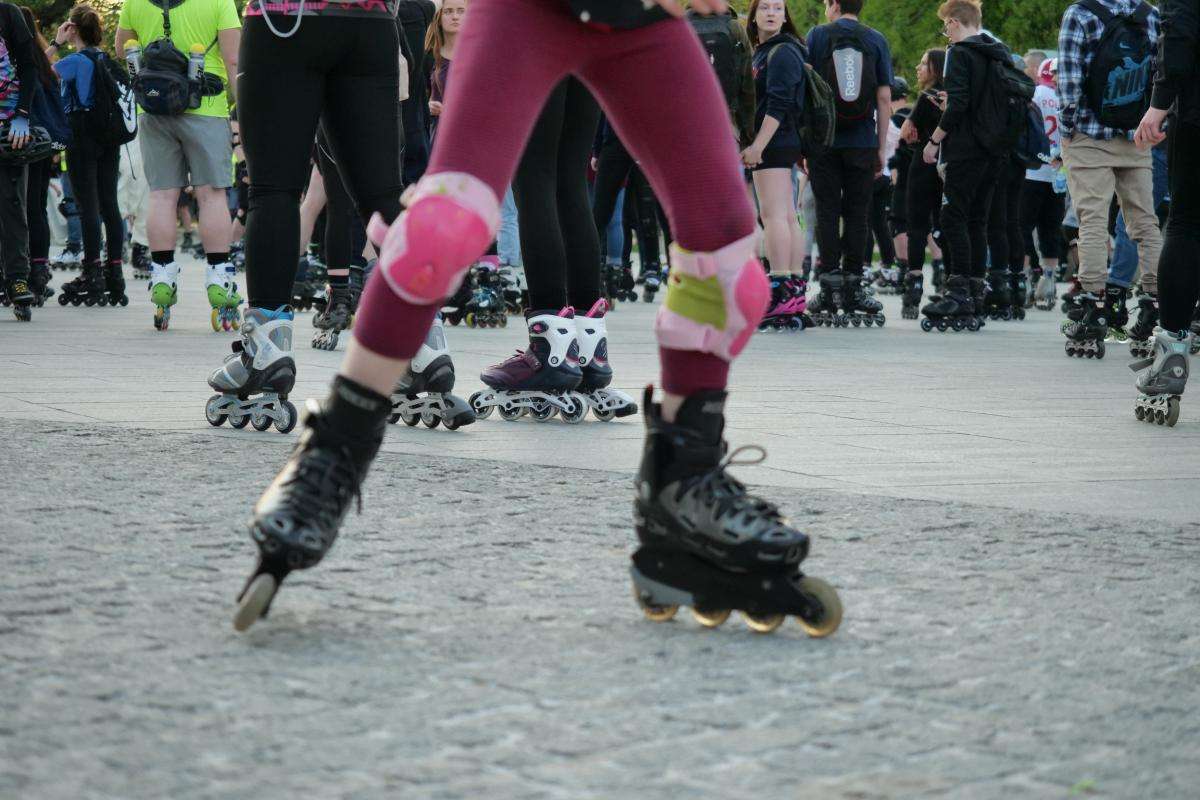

{"left": 681, "top": 446, "right": 782, "bottom": 527}
{"left": 286, "top": 443, "right": 365, "bottom": 522}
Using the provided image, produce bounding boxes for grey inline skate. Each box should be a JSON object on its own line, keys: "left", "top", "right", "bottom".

{"left": 206, "top": 307, "right": 298, "bottom": 433}
{"left": 1063, "top": 294, "right": 1107, "bottom": 359}
{"left": 389, "top": 314, "right": 476, "bottom": 430}
{"left": 1131, "top": 329, "right": 1191, "bottom": 427}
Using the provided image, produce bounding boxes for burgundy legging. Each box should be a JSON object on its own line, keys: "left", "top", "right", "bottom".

{"left": 356, "top": 0, "right": 757, "bottom": 395}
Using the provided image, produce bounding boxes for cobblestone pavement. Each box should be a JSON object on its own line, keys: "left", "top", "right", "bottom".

{"left": 4, "top": 264, "right": 1200, "bottom": 798}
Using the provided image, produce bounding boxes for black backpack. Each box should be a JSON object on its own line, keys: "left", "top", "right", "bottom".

{"left": 963, "top": 42, "right": 1036, "bottom": 156}
{"left": 1076, "top": 0, "right": 1154, "bottom": 130}
{"left": 71, "top": 50, "right": 137, "bottom": 147}
{"left": 687, "top": 13, "right": 742, "bottom": 109}
{"left": 1015, "top": 102, "right": 1053, "bottom": 168}
{"left": 133, "top": 1, "right": 218, "bottom": 115}
{"left": 819, "top": 22, "right": 879, "bottom": 124}
{"left": 768, "top": 37, "right": 837, "bottom": 155}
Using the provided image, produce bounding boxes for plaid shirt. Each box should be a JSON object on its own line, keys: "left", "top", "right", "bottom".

{"left": 1058, "top": 0, "right": 1160, "bottom": 141}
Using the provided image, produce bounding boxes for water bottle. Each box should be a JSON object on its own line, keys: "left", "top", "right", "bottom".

{"left": 187, "top": 44, "right": 205, "bottom": 83}
{"left": 124, "top": 39, "right": 141, "bottom": 76}
{"left": 1053, "top": 167, "right": 1068, "bottom": 195}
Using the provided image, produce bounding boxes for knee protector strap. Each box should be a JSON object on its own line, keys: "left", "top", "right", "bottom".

{"left": 368, "top": 172, "right": 500, "bottom": 305}
{"left": 654, "top": 232, "right": 768, "bottom": 361}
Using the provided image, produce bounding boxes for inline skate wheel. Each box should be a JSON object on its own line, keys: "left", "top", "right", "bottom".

{"left": 633, "top": 584, "right": 678, "bottom": 622}
{"left": 742, "top": 611, "right": 786, "bottom": 634}
{"left": 560, "top": 395, "right": 588, "bottom": 425}
{"left": 421, "top": 409, "right": 439, "bottom": 428}
{"left": 400, "top": 409, "right": 419, "bottom": 426}
{"left": 276, "top": 402, "right": 298, "bottom": 434}
{"left": 57, "top": 293, "right": 69, "bottom": 306}
{"left": 499, "top": 404, "right": 524, "bottom": 422}
{"left": 230, "top": 414, "right": 250, "bottom": 429}
{"left": 528, "top": 400, "right": 555, "bottom": 422}
{"left": 593, "top": 408, "right": 615, "bottom": 423}
{"left": 233, "top": 573, "right": 278, "bottom": 632}
{"left": 795, "top": 575, "right": 843, "bottom": 638}
{"left": 936, "top": 321, "right": 948, "bottom": 332}
{"left": 205, "top": 395, "right": 228, "bottom": 427}
{"left": 851, "top": 316, "right": 861, "bottom": 328}
{"left": 951, "top": 318, "right": 964, "bottom": 332}
{"left": 1096, "top": 342, "right": 1106, "bottom": 360}
{"left": 967, "top": 318, "right": 980, "bottom": 332}
{"left": 920, "top": 318, "right": 933, "bottom": 332}
{"left": 691, "top": 607, "right": 731, "bottom": 628}
{"left": 211, "top": 308, "right": 222, "bottom": 332}
{"left": 13, "top": 305, "right": 31, "bottom": 322}
{"left": 251, "top": 413, "right": 272, "bottom": 432}
{"left": 875, "top": 313, "right": 886, "bottom": 327}
{"left": 1167, "top": 397, "right": 1180, "bottom": 427}
{"left": 465, "top": 312, "right": 476, "bottom": 328}
{"left": 1135, "top": 405, "right": 1146, "bottom": 421}
{"left": 468, "top": 392, "right": 494, "bottom": 420}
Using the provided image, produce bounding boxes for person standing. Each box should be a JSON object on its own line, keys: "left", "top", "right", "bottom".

{"left": 0, "top": 0, "right": 37, "bottom": 319}
{"left": 803, "top": 0, "right": 892, "bottom": 326}
{"left": 116, "top": 0, "right": 242, "bottom": 330}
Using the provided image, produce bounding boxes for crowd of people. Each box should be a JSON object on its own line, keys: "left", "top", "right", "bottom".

{"left": 0, "top": 0, "right": 1196, "bottom": 633}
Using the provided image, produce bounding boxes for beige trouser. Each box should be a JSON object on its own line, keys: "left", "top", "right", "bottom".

{"left": 1063, "top": 133, "right": 1160, "bottom": 293}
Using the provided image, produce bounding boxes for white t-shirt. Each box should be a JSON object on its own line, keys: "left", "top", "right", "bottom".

{"left": 882, "top": 120, "right": 901, "bottom": 178}
{"left": 1027, "top": 85, "right": 1062, "bottom": 183}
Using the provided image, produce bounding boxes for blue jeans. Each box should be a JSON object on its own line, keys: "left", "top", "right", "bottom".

{"left": 61, "top": 174, "right": 82, "bottom": 248}
{"left": 497, "top": 186, "right": 522, "bottom": 267}
{"left": 1109, "top": 144, "right": 1169, "bottom": 287}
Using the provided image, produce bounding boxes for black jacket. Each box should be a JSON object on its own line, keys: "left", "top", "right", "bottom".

{"left": 752, "top": 34, "right": 807, "bottom": 151}
{"left": 938, "top": 33, "right": 1009, "bottom": 162}
{"left": 1153, "top": 0, "right": 1200, "bottom": 125}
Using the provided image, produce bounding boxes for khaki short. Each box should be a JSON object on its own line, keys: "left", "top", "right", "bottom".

{"left": 138, "top": 113, "right": 233, "bottom": 191}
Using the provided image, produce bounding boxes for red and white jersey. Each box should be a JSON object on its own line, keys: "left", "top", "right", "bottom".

{"left": 1027, "top": 84, "right": 1061, "bottom": 183}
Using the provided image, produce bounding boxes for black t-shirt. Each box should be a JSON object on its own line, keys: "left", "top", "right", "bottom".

{"left": 0, "top": 2, "right": 36, "bottom": 118}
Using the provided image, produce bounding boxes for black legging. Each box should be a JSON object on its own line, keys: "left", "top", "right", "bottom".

{"left": 986, "top": 156, "right": 1026, "bottom": 274}
{"left": 240, "top": 15, "right": 402, "bottom": 309}
{"left": 1159, "top": 120, "right": 1200, "bottom": 332}
{"left": 592, "top": 135, "right": 662, "bottom": 276}
{"left": 1020, "top": 179, "right": 1065, "bottom": 265}
{"left": 511, "top": 77, "right": 602, "bottom": 311}
{"left": 26, "top": 157, "right": 53, "bottom": 263}
{"left": 905, "top": 154, "right": 942, "bottom": 270}
{"left": 66, "top": 133, "right": 122, "bottom": 265}
{"left": 863, "top": 175, "right": 896, "bottom": 266}
{"left": 315, "top": 135, "right": 368, "bottom": 273}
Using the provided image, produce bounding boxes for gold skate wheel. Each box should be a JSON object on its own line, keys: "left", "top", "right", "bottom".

{"left": 795, "top": 576, "right": 843, "bottom": 638}
{"left": 632, "top": 584, "right": 678, "bottom": 622}
{"left": 233, "top": 573, "right": 278, "bottom": 632}
{"left": 210, "top": 308, "right": 221, "bottom": 332}
{"left": 742, "top": 612, "right": 785, "bottom": 634}
{"left": 691, "top": 607, "right": 731, "bottom": 628}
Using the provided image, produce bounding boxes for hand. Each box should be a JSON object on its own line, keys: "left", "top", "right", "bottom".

{"left": 8, "top": 115, "right": 29, "bottom": 150}
{"left": 55, "top": 21, "right": 72, "bottom": 45}
{"left": 428, "top": 100, "right": 443, "bottom": 117}
{"left": 1135, "top": 106, "right": 1169, "bottom": 150}
{"left": 650, "top": 0, "right": 727, "bottom": 16}
{"left": 935, "top": 91, "right": 947, "bottom": 110}
{"left": 899, "top": 118, "right": 918, "bottom": 144}
{"left": 740, "top": 143, "right": 764, "bottom": 168}
{"left": 923, "top": 141, "right": 939, "bottom": 165}
{"left": 876, "top": 147, "right": 887, "bottom": 177}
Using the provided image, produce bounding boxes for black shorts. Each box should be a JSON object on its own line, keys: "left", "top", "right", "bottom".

{"left": 753, "top": 147, "right": 802, "bottom": 172}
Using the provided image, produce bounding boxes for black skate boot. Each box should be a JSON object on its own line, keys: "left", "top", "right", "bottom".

{"left": 920, "top": 275, "right": 980, "bottom": 332}
{"left": 311, "top": 283, "right": 354, "bottom": 350}
{"left": 930, "top": 258, "right": 945, "bottom": 293}
{"left": 1102, "top": 283, "right": 1130, "bottom": 342}
{"left": 28, "top": 261, "right": 52, "bottom": 307}
{"left": 103, "top": 260, "right": 129, "bottom": 307}
{"left": 810, "top": 268, "right": 846, "bottom": 327}
{"left": 630, "top": 388, "right": 843, "bottom": 637}
{"left": 235, "top": 379, "right": 391, "bottom": 631}
{"left": 57, "top": 261, "right": 106, "bottom": 307}
{"left": 1063, "top": 293, "right": 1108, "bottom": 359}
{"left": 1008, "top": 271, "right": 1027, "bottom": 320}
{"left": 5, "top": 278, "right": 34, "bottom": 321}
{"left": 131, "top": 242, "right": 151, "bottom": 280}
{"left": 901, "top": 270, "right": 923, "bottom": 320}
{"left": 983, "top": 269, "right": 1011, "bottom": 321}
{"left": 1128, "top": 294, "right": 1159, "bottom": 358}
{"left": 843, "top": 271, "right": 885, "bottom": 327}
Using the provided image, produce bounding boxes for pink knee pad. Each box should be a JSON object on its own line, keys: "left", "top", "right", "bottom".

{"left": 654, "top": 232, "right": 768, "bottom": 361}
{"left": 368, "top": 172, "right": 501, "bottom": 305}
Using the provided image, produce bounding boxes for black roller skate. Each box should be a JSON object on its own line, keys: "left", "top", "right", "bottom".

{"left": 234, "top": 382, "right": 390, "bottom": 632}
{"left": 920, "top": 275, "right": 980, "bottom": 332}
{"left": 103, "top": 260, "right": 129, "bottom": 307}
{"left": 465, "top": 262, "right": 509, "bottom": 328}
{"left": 4, "top": 278, "right": 33, "bottom": 321}
{"left": 1102, "top": 284, "right": 1130, "bottom": 343}
{"left": 130, "top": 242, "right": 151, "bottom": 280}
{"left": 389, "top": 314, "right": 476, "bottom": 430}
{"left": 497, "top": 263, "right": 525, "bottom": 313}
{"left": 441, "top": 277, "right": 474, "bottom": 326}
{"left": 809, "top": 269, "right": 847, "bottom": 327}
{"left": 1008, "top": 271, "right": 1027, "bottom": 320}
{"left": 641, "top": 268, "right": 662, "bottom": 302}
{"left": 291, "top": 256, "right": 325, "bottom": 311}
{"left": 930, "top": 258, "right": 945, "bottom": 293}
{"left": 28, "top": 261, "right": 53, "bottom": 307}
{"left": 843, "top": 271, "right": 886, "bottom": 327}
{"left": 1128, "top": 294, "right": 1158, "bottom": 359}
{"left": 613, "top": 263, "right": 636, "bottom": 303}
{"left": 1060, "top": 277, "right": 1084, "bottom": 315}
{"left": 57, "top": 261, "right": 106, "bottom": 307}
{"left": 982, "top": 269, "right": 1012, "bottom": 321}
{"left": 901, "top": 270, "right": 923, "bottom": 320}
{"left": 630, "top": 387, "right": 842, "bottom": 637}
{"left": 311, "top": 283, "right": 354, "bottom": 351}
{"left": 1063, "top": 294, "right": 1107, "bottom": 359}
{"left": 872, "top": 264, "right": 901, "bottom": 295}
{"left": 1131, "top": 329, "right": 1191, "bottom": 427}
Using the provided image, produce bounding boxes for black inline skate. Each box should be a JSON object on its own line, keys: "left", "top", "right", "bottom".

{"left": 1131, "top": 329, "right": 1191, "bottom": 427}
{"left": 28, "top": 261, "right": 52, "bottom": 307}
{"left": 233, "top": 381, "right": 390, "bottom": 632}
{"left": 130, "top": 242, "right": 151, "bottom": 280}
{"left": 809, "top": 268, "right": 847, "bottom": 327}
{"left": 1008, "top": 271, "right": 1027, "bottom": 320}
{"left": 981, "top": 269, "right": 1012, "bottom": 321}
{"left": 103, "top": 259, "right": 129, "bottom": 307}
{"left": 843, "top": 271, "right": 886, "bottom": 327}
{"left": 930, "top": 258, "right": 945, "bottom": 293}
{"left": 4, "top": 278, "right": 33, "bottom": 321}
{"left": 920, "top": 275, "right": 980, "bottom": 332}
{"left": 1063, "top": 293, "right": 1107, "bottom": 359}
{"left": 607, "top": 262, "right": 636, "bottom": 303}
{"left": 389, "top": 314, "right": 476, "bottom": 430}
{"left": 57, "top": 261, "right": 107, "bottom": 307}
{"left": 630, "top": 388, "right": 842, "bottom": 637}
{"left": 641, "top": 267, "right": 662, "bottom": 302}
{"left": 311, "top": 282, "right": 354, "bottom": 351}
{"left": 1101, "top": 284, "right": 1130, "bottom": 343}
{"left": 291, "top": 256, "right": 325, "bottom": 311}
{"left": 1128, "top": 294, "right": 1158, "bottom": 359}
{"left": 901, "top": 270, "right": 923, "bottom": 320}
